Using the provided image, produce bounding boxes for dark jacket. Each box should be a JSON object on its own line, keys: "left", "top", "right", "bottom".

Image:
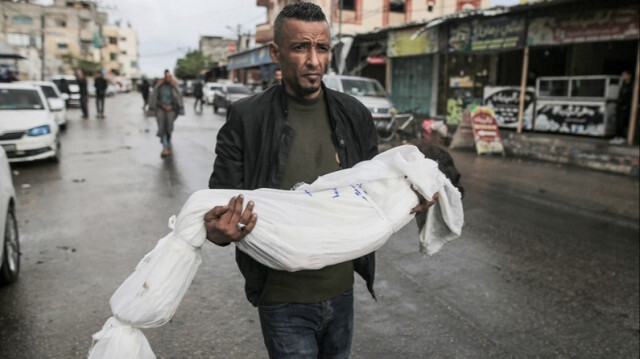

{"left": 209, "top": 83, "right": 379, "bottom": 306}
{"left": 95, "top": 77, "right": 108, "bottom": 97}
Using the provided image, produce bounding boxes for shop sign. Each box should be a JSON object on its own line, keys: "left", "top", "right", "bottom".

{"left": 449, "top": 17, "right": 525, "bottom": 52}
{"left": 528, "top": 7, "right": 640, "bottom": 46}
{"left": 470, "top": 107, "right": 505, "bottom": 155}
{"left": 483, "top": 86, "right": 534, "bottom": 129}
{"left": 471, "top": 17, "right": 526, "bottom": 51}
{"left": 534, "top": 100, "right": 609, "bottom": 136}
{"left": 388, "top": 27, "right": 439, "bottom": 57}
{"left": 449, "top": 76, "right": 473, "bottom": 88}
{"left": 227, "top": 46, "right": 272, "bottom": 70}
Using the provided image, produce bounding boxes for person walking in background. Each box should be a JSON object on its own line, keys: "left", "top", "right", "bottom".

{"left": 193, "top": 80, "right": 204, "bottom": 114}
{"left": 140, "top": 77, "right": 151, "bottom": 112}
{"left": 148, "top": 70, "right": 184, "bottom": 158}
{"left": 269, "top": 68, "right": 282, "bottom": 87}
{"left": 94, "top": 71, "right": 108, "bottom": 119}
{"left": 611, "top": 70, "right": 633, "bottom": 145}
{"left": 75, "top": 69, "right": 88, "bottom": 119}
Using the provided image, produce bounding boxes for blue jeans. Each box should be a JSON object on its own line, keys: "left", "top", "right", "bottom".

{"left": 258, "top": 288, "right": 354, "bottom": 359}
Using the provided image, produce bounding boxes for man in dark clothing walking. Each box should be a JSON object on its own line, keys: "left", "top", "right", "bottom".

{"left": 94, "top": 71, "right": 108, "bottom": 119}
{"left": 193, "top": 80, "right": 204, "bottom": 113}
{"left": 75, "top": 70, "right": 88, "bottom": 119}
{"left": 140, "top": 77, "right": 151, "bottom": 112}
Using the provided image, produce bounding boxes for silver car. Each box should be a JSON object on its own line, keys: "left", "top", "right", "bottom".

{"left": 213, "top": 84, "right": 252, "bottom": 114}
{"left": 323, "top": 74, "right": 395, "bottom": 129}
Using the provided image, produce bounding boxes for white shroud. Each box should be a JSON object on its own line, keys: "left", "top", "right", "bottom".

{"left": 88, "top": 145, "right": 464, "bottom": 359}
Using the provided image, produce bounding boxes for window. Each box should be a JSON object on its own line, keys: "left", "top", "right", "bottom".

{"left": 40, "top": 86, "right": 59, "bottom": 99}
{"left": 109, "top": 37, "right": 118, "bottom": 45}
{"left": 120, "top": 37, "right": 127, "bottom": 42}
{"left": 11, "top": 16, "right": 33, "bottom": 25}
{"left": 7, "top": 33, "right": 29, "bottom": 47}
{"left": 121, "top": 50, "right": 127, "bottom": 55}
{"left": 57, "top": 42, "right": 69, "bottom": 49}
{"left": 389, "top": 0, "right": 406, "bottom": 13}
{"left": 339, "top": 0, "right": 355, "bottom": 11}
{"left": 110, "top": 53, "right": 117, "bottom": 61}
{"left": 0, "top": 89, "right": 44, "bottom": 111}
{"left": 131, "top": 61, "right": 138, "bottom": 68}
{"left": 81, "top": 19, "right": 91, "bottom": 29}
{"left": 55, "top": 19, "right": 67, "bottom": 27}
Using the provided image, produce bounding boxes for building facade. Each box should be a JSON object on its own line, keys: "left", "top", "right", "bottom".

{"left": 0, "top": 0, "right": 108, "bottom": 80}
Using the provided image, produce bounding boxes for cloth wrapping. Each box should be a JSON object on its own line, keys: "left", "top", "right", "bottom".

{"left": 88, "top": 145, "right": 464, "bottom": 358}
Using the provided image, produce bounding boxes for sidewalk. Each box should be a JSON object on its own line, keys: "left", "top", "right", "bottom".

{"left": 500, "top": 130, "right": 640, "bottom": 177}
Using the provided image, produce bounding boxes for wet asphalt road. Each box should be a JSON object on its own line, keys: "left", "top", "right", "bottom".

{"left": 0, "top": 93, "right": 638, "bottom": 358}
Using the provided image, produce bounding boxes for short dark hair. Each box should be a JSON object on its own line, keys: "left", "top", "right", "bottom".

{"left": 273, "top": 2, "right": 327, "bottom": 45}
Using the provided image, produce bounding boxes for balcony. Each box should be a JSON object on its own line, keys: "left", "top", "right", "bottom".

{"left": 255, "top": 23, "right": 273, "bottom": 44}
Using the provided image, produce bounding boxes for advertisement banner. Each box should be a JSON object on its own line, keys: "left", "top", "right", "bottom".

{"left": 471, "top": 17, "right": 526, "bottom": 52}
{"left": 470, "top": 107, "right": 505, "bottom": 155}
{"left": 528, "top": 7, "right": 640, "bottom": 46}
{"left": 483, "top": 86, "right": 535, "bottom": 129}
{"left": 388, "top": 27, "right": 439, "bottom": 57}
{"left": 448, "top": 22, "right": 472, "bottom": 52}
{"left": 534, "top": 100, "right": 610, "bottom": 136}
{"left": 449, "top": 17, "right": 526, "bottom": 52}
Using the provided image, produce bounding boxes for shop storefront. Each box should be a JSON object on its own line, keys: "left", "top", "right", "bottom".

{"left": 387, "top": 26, "right": 440, "bottom": 116}
{"left": 525, "top": 6, "right": 639, "bottom": 138}
{"left": 226, "top": 44, "right": 273, "bottom": 89}
{"left": 443, "top": 15, "right": 528, "bottom": 128}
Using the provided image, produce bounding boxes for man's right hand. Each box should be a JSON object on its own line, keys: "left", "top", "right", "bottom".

{"left": 204, "top": 195, "right": 258, "bottom": 245}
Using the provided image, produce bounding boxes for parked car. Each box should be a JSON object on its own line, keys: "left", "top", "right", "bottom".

{"left": 51, "top": 75, "right": 81, "bottom": 108}
{"left": 87, "top": 80, "right": 118, "bottom": 97}
{"left": 323, "top": 74, "right": 395, "bottom": 129}
{"left": 20, "top": 81, "right": 67, "bottom": 130}
{"left": 203, "top": 82, "right": 224, "bottom": 104}
{"left": 0, "top": 147, "right": 19, "bottom": 285}
{"left": 213, "top": 84, "right": 252, "bottom": 113}
{"left": 0, "top": 83, "right": 61, "bottom": 163}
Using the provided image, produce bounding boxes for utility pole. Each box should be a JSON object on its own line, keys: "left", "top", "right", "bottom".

{"left": 40, "top": 12, "right": 46, "bottom": 80}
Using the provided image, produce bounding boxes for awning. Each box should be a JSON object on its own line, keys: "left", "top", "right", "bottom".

{"left": 227, "top": 44, "right": 272, "bottom": 70}
{"left": 0, "top": 40, "right": 26, "bottom": 60}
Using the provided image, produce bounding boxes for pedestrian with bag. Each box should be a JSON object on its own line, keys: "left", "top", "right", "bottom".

{"left": 203, "top": 3, "right": 435, "bottom": 358}
{"left": 94, "top": 71, "right": 108, "bottom": 119}
{"left": 148, "top": 70, "right": 184, "bottom": 158}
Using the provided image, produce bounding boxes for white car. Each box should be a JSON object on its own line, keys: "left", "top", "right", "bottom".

{"left": 203, "top": 82, "right": 224, "bottom": 104}
{"left": 0, "top": 147, "right": 19, "bottom": 284}
{"left": 20, "top": 81, "right": 67, "bottom": 130}
{"left": 0, "top": 83, "right": 61, "bottom": 163}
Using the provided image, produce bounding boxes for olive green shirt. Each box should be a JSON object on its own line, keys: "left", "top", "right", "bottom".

{"left": 261, "top": 91, "right": 354, "bottom": 303}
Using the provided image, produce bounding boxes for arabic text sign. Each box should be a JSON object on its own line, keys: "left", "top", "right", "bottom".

{"left": 534, "top": 100, "right": 609, "bottom": 136}
{"left": 528, "top": 7, "right": 640, "bottom": 45}
{"left": 449, "top": 17, "right": 526, "bottom": 52}
{"left": 483, "top": 86, "right": 534, "bottom": 129}
{"left": 470, "top": 107, "right": 505, "bottom": 155}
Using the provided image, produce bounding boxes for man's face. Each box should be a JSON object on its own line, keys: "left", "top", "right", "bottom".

{"left": 274, "top": 70, "right": 282, "bottom": 83}
{"left": 269, "top": 19, "right": 331, "bottom": 99}
{"left": 164, "top": 73, "right": 172, "bottom": 82}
